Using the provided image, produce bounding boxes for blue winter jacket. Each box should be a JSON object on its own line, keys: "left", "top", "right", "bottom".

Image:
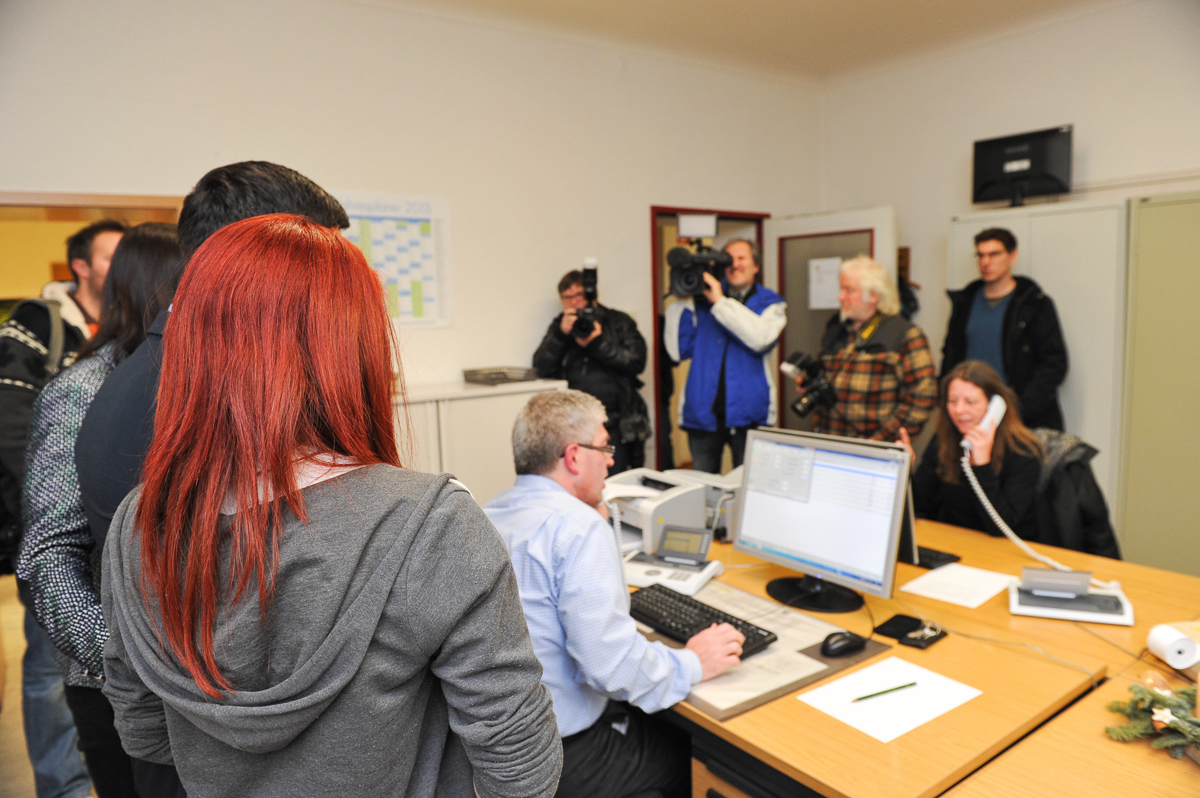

{"left": 667, "top": 283, "right": 786, "bottom": 432}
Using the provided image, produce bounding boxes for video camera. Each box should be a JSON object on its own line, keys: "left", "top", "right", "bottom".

{"left": 667, "top": 244, "right": 732, "bottom": 297}
{"left": 780, "top": 352, "right": 837, "bottom": 418}
{"left": 571, "top": 262, "right": 599, "bottom": 338}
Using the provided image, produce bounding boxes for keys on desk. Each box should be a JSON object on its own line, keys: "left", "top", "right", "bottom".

{"left": 629, "top": 583, "right": 777, "bottom": 658}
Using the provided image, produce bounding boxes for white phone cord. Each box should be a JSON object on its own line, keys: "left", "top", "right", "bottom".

{"left": 959, "top": 450, "right": 1119, "bottom": 591}
{"left": 607, "top": 501, "right": 622, "bottom": 549}
{"left": 711, "top": 491, "right": 736, "bottom": 534}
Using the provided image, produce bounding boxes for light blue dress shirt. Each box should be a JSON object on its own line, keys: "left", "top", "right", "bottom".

{"left": 483, "top": 474, "right": 703, "bottom": 737}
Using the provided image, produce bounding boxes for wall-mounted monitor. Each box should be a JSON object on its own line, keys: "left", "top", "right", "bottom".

{"left": 973, "top": 125, "right": 1072, "bottom": 206}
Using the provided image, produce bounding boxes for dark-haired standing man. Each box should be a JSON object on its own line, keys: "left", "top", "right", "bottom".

{"left": 940, "top": 228, "right": 1068, "bottom": 430}
{"left": 0, "top": 219, "right": 123, "bottom": 798}
{"left": 74, "top": 162, "right": 349, "bottom": 798}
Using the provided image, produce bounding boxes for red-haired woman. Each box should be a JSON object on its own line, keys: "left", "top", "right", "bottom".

{"left": 100, "top": 215, "right": 561, "bottom": 797}
{"left": 899, "top": 361, "right": 1045, "bottom": 539}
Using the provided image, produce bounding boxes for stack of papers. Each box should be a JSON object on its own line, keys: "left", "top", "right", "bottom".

{"left": 900, "top": 563, "right": 1017, "bottom": 609}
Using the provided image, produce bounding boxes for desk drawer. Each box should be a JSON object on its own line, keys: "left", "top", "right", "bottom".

{"left": 693, "top": 758, "right": 754, "bottom": 798}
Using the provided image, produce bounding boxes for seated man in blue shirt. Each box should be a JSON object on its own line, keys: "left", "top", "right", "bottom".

{"left": 484, "top": 390, "right": 744, "bottom": 798}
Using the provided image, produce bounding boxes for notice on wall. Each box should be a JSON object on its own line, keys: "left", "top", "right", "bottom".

{"left": 808, "top": 257, "right": 842, "bottom": 310}
{"left": 336, "top": 192, "right": 452, "bottom": 327}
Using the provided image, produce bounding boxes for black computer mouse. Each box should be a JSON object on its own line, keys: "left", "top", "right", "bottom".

{"left": 821, "top": 631, "right": 867, "bottom": 658}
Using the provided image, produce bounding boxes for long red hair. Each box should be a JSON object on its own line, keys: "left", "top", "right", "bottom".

{"left": 135, "top": 213, "right": 405, "bottom": 698}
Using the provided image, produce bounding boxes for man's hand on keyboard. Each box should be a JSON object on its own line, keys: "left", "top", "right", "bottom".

{"left": 686, "top": 623, "right": 745, "bottom": 681}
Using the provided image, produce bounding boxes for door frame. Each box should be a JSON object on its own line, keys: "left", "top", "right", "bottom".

{"left": 774, "top": 227, "right": 877, "bottom": 419}
{"left": 649, "top": 205, "right": 770, "bottom": 469}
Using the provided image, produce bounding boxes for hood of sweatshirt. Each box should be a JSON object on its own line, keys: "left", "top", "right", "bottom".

{"left": 40, "top": 281, "right": 91, "bottom": 338}
{"left": 102, "top": 467, "right": 454, "bottom": 754}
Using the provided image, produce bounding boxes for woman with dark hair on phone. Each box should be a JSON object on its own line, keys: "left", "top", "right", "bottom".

{"left": 99, "top": 214, "right": 560, "bottom": 798}
{"left": 20, "top": 222, "right": 184, "bottom": 797}
{"left": 898, "top": 360, "right": 1044, "bottom": 539}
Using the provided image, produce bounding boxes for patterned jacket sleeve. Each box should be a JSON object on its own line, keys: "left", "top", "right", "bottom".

{"left": 875, "top": 326, "right": 937, "bottom": 441}
{"left": 18, "top": 359, "right": 109, "bottom": 678}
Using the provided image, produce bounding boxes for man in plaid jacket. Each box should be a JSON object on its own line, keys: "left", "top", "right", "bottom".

{"left": 810, "top": 256, "right": 937, "bottom": 441}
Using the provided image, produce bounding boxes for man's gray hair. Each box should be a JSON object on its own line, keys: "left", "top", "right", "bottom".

{"left": 840, "top": 256, "right": 901, "bottom": 316}
{"left": 722, "top": 237, "right": 762, "bottom": 267}
{"left": 513, "top": 390, "right": 608, "bottom": 476}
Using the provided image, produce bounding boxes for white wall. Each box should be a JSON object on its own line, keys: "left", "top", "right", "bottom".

{"left": 818, "top": 0, "right": 1200, "bottom": 368}
{"left": 0, "top": 0, "right": 820, "bottom": 386}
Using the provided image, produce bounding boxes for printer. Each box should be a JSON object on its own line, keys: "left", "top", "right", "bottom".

{"left": 664, "top": 466, "right": 743, "bottom": 541}
{"left": 603, "top": 468, "right": 705, "bottom": 554}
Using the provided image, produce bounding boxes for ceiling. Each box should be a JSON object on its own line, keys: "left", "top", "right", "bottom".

{"left": 402, "top": 0, "right": 1114, "bottom": 78}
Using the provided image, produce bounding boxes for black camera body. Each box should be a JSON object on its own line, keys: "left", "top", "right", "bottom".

{"left": 667, "top": 245, "right": 732, "bottom": 297}
{"left": 784, "top": 352, "right": 838, "bottom": 418}
{"left": 570, "top": 267, "right": 600, "bottom": 338}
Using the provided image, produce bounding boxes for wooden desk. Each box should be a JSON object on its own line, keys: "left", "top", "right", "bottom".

{"left": 943, "top": 674, "right": 1200, "bottom": 798}
{"left": 682, "top": 522, "right": 1200, "bottom": 798}
{"left": 678, "top": 534, "right": 1107, "bottom": 798}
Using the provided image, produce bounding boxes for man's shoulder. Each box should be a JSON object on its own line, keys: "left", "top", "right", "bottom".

{"left": 485, "top": 479, "right": 605, "bottom": 536}
{"left": 749, "top": 283, "right": 783, "bottom": 306}
{"left": 1013, "top": 276, "right": 1051, "bottom": 303}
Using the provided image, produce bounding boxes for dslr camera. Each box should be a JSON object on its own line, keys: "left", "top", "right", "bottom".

{"left": 667, "top": 244, "right": 732, "bottom": 297}
{"left": 780, "top": 352, "right": 837, "bottom": 418}
{"left": 571, "top": 265, "right": 600, "bottom": 338}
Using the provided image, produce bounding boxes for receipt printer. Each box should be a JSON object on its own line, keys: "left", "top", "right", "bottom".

{"left": 603, "top": 468, "right": 705, "bottom": 554}
{"left": 664, "top": 466, "right": 743, "bottom": 540}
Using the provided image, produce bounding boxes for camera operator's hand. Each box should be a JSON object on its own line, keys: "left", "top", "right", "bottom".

{"left": 575, "top": 322, "right": 602, "bottom": 348}
{"left": 701, "top": 272, "right": 725, "bottom": 304}
{"left": 560, "top": 311, "right": 579, "bottom": 336}
{"left": 794, "top": 376, "right": 807, "bottom": 396}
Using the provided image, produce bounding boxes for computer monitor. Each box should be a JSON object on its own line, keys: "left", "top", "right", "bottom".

{"left": 732, "top": 428, "right": 912, "bottom": 613}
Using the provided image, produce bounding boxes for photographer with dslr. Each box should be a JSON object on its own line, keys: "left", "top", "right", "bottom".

{"left": 799, "top": 256, "right": 937, "bottom": 441}
{"left": 534, "top": 267, "right": 648, "bottom": 473}
{"left": 665, "top": 239, "right": 787, "bottom": 473}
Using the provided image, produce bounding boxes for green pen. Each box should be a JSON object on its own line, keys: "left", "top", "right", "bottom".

{"left": 852, "top": 681, "right": 917, "bottom": 702}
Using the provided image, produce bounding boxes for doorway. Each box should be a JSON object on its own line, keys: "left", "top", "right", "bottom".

{"left": 649, "top": 206, "right": 768, "bottom": 471}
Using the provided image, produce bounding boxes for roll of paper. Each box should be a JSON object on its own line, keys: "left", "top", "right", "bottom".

{"left": 1147, "top": 624, "right": 1200, "bottom": 670}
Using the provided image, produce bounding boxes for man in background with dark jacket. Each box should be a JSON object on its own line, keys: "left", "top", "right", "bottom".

{"left": 533, "top": 270, "right": 648, "bottom": 473}
{"left": 940, "top": 228, "right": 1068, "bottom": 430}
{"left": 73, "top": 163, "right": 349, "bottom": 798}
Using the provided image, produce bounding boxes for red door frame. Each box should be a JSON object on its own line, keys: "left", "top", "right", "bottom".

{"left": 650, "top": 205, "right": 770, "bottom": 469}
{"left": 774, "top": 227, "right": 875, "bottom": 424}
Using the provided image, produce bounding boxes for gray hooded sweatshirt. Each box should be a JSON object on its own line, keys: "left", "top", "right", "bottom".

{"left": 101, "top": 466, "right": 561, "bottom": 798}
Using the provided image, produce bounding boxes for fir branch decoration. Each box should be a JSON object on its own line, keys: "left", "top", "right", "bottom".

{"left": 1105, "top": 683, "right": 1200, "bottom": 762}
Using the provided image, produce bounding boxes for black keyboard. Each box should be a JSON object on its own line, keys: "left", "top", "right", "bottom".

{"left": 917, "top": 546, "right": 961, "bottom": 570}
{"left": 629, "top": 584, "right": 777, "bottom": 658}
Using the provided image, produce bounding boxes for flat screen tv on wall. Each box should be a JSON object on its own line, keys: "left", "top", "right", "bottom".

{"left": 973, "top": 125, "right": 1072, "bottom": 206}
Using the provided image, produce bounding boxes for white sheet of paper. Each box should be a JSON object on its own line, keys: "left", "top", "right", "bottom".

{"left": 808, "top": 257, "right": 842, "bottom": 309}
{"left": 899, "top": 563, "right": 1017, "bottom": 609}
{"left": 798, "top": 656, "right": 982, "bottom": 743}
{"left": 602, "top": 484, "right": 661, "bottom": 501}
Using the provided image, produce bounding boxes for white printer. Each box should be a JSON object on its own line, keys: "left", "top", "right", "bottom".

{"left": 602, "top": 468, "right": 705, "bottom": 554}
{"left": 663, "top": 466, "right": 743, "bottom": 540}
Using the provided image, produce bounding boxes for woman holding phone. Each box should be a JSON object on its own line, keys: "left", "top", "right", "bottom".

{"left": 898, "top": 360, "right": 1044, "bottom": 539}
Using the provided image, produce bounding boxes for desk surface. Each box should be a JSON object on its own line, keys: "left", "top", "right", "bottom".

{"left": 683, "top": 521, "right": 1200, "bottom": 798}
{"left": 942, "top": 674, "right": 1200, "bottom": 798}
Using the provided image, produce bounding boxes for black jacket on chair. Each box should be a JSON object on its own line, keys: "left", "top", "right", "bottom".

{"left": 1033, "top": 429, "right": 1121, "bottom": 560}
{"left": 941, "top": 276, "right": 1068, "bottom": 430}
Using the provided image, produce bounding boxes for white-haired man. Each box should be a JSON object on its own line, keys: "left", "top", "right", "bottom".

{"left": 484, "top": 390, "right": 743, "bottom": 798}
{"left": 802, "top": 256, "right": 937, "bottom": 440}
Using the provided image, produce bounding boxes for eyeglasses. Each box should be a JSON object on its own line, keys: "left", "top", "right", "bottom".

{"left": 564, "top": 442, "right": 616, "bottom": 457}
{"left": 975, "top": 250, "right": 1008, "bottom": 261}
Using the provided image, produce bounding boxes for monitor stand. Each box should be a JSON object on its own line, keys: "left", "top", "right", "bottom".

{"left": 766, "top": 576, "right": 863, "bottom": 613}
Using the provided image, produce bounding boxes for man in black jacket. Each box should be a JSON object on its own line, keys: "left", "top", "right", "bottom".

{"left": 940, "top": 228, "right": 1068, "bottom": 430}
{"left": 533, "top": 270, "right": 647, "bottom": 473}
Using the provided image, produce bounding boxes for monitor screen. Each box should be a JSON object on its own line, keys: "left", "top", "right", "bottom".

{"left": 732, "top": 428, "right": 911, "bottom": 605}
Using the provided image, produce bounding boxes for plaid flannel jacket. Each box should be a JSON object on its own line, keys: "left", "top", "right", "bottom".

{"left": 813, "top": 313, "right": 937, "bottom": 441}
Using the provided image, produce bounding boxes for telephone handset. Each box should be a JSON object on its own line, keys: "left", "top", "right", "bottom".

{"left": 961, "top": 395, "right": 1007, "bottom": 451}
{"left": 956, "top": 393, "right": 1118, "bottom": 591}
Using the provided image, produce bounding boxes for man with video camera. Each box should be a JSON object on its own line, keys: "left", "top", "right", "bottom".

{"left": 664, "top": 239, "right": 787, "bottom": 473}
{"left": 533, "top": 267, "right": 648, "bottom": 473}
{"left": 799, "top": 256, "right": 937, "bottom": 441}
